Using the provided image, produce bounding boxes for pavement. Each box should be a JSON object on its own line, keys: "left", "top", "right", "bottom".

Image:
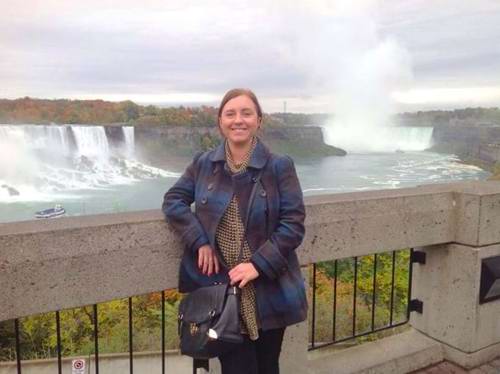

{"left": 412, "top": 358, "right": 500, "bottom": 374}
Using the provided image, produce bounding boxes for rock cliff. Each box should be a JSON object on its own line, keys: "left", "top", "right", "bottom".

{"left": 134, "top": 125, "right": 346, "bottom": 167}
{"left": 430, "top": 125, "right": 500, "bottom": 167}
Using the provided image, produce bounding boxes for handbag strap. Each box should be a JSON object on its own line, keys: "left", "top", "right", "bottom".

{"left": 237, "top": 168, "right": 264, "bottom": 263}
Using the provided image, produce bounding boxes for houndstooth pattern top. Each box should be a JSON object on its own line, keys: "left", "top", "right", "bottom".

{"left": 215, "top": 137, "right": 259, "bottom": 341}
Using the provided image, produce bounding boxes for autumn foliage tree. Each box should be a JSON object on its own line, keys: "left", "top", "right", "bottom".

{"left": 0, "top": 98, "right": 286, "bottom": 127}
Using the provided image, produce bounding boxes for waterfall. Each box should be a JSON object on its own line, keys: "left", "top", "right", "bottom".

{"left": 0, "top": 124, "right": 175, "bottom": 202}
{"left": 123, "top": 126, "right": 135, "bottom": 159}
{"left": 71, "top": 126, "right": 111, "bottom": 160}
{"left": 45, "top": 126, "right": 73, "bottom": 156}
{"left": 0, "top": 125, "right": 73, "bottom": 156}
{"left": 0, "top": 125, "right": 39, "bottom": 187}
{"left": 390, "top": 127, "right": 434, "bottom": 151}
{"left": 322, "top": 124, "right": 434, "bottom": 153}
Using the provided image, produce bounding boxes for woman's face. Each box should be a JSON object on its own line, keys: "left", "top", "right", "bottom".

{"left": 219, "top": 94, "right": 261, "bottom": 147}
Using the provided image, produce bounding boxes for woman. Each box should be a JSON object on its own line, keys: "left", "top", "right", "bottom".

{"left": 163, "top": 88, "right": 307, "bottom": 374}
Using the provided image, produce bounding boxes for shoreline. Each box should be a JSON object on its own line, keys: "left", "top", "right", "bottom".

{"left": 457, "top": 156, "right": 499, "bottom": 180}
{"left": 427, "top": 142, "right": 497, "bottom": 180}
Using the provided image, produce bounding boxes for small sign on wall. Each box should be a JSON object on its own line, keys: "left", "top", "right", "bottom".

{"left": 480, "top": 256, "right": 500, "bottom": 303}
{"left": 72, "top": 359, "right": 85, "bottom": 374}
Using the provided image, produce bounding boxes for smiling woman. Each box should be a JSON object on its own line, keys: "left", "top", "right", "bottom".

{"left": 163, "top": 88, "right": 307, "bottom": 374}
{"left": 218, "top": 89, "right": 263, "bottom": 154}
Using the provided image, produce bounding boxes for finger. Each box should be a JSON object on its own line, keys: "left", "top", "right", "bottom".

{"left": 239, "top": 278, "right": 248, "bottom": 288}
{"left": 228, "top": 264, "right": 242, "bottom": 277}
{"left": 228, "top": 269, "right": 240, "bottom": 281}
{"left": 207, "top": 255, "right": 213, "bottom": 276}
{"left": 229, "top": 273, "right": 236, "bottom": 285}
{"left": 198, "top": 249, "right": 203, "bottom": 269}
{"left": 209, "top": 253, "right": 217, "bottom": 275}
{"left": 230, "top": 272, "right": 243, "bottom": 286}
{"left": 202, "top": 254, "right": 209, "bottom": 274}
{"left": 214, "top": 256, "right": 220, "bottom": 274}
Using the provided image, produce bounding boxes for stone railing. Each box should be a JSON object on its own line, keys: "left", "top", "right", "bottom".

{"left": 2, "top": 181, "right": 500, "bottom": 373}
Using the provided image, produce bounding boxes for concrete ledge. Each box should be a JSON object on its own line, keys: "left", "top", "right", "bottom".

{"left": 0, "top": 215, "right": 184, "bottom": 321}
{"left": 443, "top": 341, "right": 500, "bottom": 369}
{"left": 0, "top": 184, "right": 463, "bottom": 321}
{"left": 308, "top": 329, "right": 443, "bottom": 374}
{"left": 0, "top": 350, "right": 193, "bottom": 374}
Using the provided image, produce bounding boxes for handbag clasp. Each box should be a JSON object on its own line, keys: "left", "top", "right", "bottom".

{"left": 189, "top": 323, "right": 199, "bottom": 336}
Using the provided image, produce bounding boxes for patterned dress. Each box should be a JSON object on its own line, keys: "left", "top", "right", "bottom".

{"left": 215, "top": 137, "right": 259, "bottom": 340}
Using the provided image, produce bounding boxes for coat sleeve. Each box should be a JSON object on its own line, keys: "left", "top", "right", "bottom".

{"left": 250, "top": 156, "right": 305, "bottom": 280}
{"left": 162, "top": 153, "right": 209, "bottom": 253}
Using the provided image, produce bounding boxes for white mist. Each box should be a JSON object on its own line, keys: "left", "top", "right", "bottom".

{"left": 281, "top": 1, "right": 418, "bottom": 152}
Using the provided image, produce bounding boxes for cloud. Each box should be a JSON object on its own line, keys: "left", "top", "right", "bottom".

{"left": 377, "top": 0, "right": 500, "bottom": 85}
{"left": 1, "top": 1, "right": 303, "bottom": 99}
{"left": 1, "top": 0, "right": 500, "bottom": 111}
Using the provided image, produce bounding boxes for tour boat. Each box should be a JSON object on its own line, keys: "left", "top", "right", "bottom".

{"left": 35, "top": 205, "right": 66, "bottom": 219}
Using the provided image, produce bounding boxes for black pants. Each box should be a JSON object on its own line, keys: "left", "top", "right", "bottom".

{"left": 218, "top": 328, "right": 286, "bottom": 374}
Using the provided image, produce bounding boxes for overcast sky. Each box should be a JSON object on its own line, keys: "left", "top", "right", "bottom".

{"left": 1, "top": 0, "right": 500, "bottom": 112}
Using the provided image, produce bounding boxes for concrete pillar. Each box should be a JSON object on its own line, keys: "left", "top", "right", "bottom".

{"left": 280, "top": 266, "right": 309, "bottom": 373}
{"left": 280, "top": 320, "right": 309, "bottom": 373}
{"left": 410, "top": 243, "right": 500, "bottom": 368}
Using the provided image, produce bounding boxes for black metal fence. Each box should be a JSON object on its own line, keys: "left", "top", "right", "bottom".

{"left": 1, "top": 291, "right": 173, "bottom": 374}
{"left": 309, "top": 248, "right": 418, "bottom": 350}
{"left": 0, "top": 249, "right": 424, "bottom": 371}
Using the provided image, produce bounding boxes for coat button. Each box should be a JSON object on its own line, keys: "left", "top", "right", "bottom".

{"left": 208, "top": 183, "right": 214, "bottom": 191}
{"left": 251, "top": 177, "right": 257, "bottom": 183}
{"left": 201, "top": 197, "right": 208, "bottom": 204}
{"left": 260, "top": 190, "right": 267, "bottom": 197}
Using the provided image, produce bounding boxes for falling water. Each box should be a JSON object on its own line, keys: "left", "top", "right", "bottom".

{"left": 322, "top": 125, "right": 434, "bottom": 153}
{"left": 0, "top": 124, "right": 177, "bottom": 202}
{"left": 123, "top": 126, "right": 135, "bottom": 159}
{"left": 71, "top": 126, "right": 110, "bottom": 159}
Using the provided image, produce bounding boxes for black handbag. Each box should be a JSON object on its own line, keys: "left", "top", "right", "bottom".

{"left": 178, "top": 283, "right": 243, "bottom": 359}
{"left": 177, "top": 168, "right": 264, "bottom": 359}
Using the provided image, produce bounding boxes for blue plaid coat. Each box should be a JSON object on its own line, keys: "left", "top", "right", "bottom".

{"left": 162, "top": 139, "right": 307, "bottom": 330}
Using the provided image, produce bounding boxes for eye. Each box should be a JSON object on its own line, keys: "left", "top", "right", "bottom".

{"left": 242, "top": 110, "right": 254, "bottom": 117}
{"left": 224, "top": 111, "right": 235, "bottom": 118}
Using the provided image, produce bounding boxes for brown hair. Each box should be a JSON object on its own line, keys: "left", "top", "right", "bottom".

{"left": 217, "top": 88, "right": 263, "bottom": 119}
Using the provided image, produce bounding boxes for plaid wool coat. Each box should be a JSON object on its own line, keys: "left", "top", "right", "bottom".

{"left": 162, "top": 139, "right": 307, "bottom": 330}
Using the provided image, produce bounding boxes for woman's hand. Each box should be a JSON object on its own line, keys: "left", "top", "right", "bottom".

{"left": 197, "top": 244, "right": 220, "bottom": 276}
{"left": 229, "top": 263, "right": 259, "bottom": 288}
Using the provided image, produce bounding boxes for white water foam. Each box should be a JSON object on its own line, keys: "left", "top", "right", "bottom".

{"left": 0, "top": 124, "right": 179, "bottom": 202}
